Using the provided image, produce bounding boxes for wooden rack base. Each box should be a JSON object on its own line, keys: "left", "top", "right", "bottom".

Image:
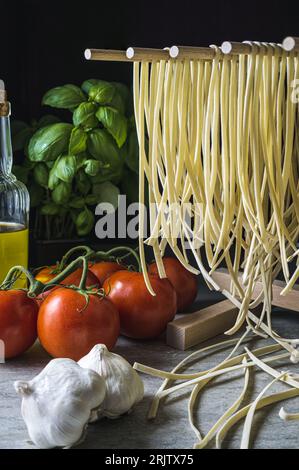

{"left": 166, "top": 269, "right": 299, "bottom": 350}
{"left": 167, "top": 300, "right": 239, "bottom": 351}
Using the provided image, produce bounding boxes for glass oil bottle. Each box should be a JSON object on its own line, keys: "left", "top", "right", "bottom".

{"left": 0, "top": 81, "right": 30, "bottom": 287}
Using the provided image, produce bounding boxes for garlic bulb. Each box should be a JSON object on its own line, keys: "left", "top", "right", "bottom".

{"left": 14, "top": 358, "right": 106, "bottom": 449}
{"left": 78, "top": 344, "right": 144, "bottom": 418}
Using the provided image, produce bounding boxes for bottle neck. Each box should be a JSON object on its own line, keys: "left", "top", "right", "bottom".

{"left": 0, "top": 109, "right": 12, "bottom": 176}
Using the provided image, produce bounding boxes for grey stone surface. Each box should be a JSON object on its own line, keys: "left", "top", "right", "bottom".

{"left": 1, "top": 305, "right": 299, "bottom": 449}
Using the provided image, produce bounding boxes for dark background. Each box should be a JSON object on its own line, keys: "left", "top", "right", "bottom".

{"left": 1, "top": 0, "right": 299, "bottom": 123}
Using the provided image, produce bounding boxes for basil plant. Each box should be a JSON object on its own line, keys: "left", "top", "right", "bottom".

{"left": 12, "top": 79, "right": 139, "bottom": 239}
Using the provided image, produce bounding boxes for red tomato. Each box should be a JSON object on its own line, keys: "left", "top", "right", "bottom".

{"left": 148, "top": 257, "right": 198, "bottom": 311}
{"left": 37, "top": 267, "right": 100, "bottom": 304}
{"left": 37, "top": 287, "right": 120, "bottom": 360}
{"left": 89, "top": 261, "right": 126, "bottom": 285}
{"left": 35, "top": 265, "right": 58, "bottom": 284}
{"left": 103, "top": 271, "right": 177, "bottom": 339}
{"left": 0, "top": 290, "right": 38, "bottom": 359}
{"left": 62, "top": 267, "right": 99, "bottom": 287}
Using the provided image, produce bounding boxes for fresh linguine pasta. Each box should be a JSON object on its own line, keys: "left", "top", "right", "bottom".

{"left": 133, "top": 44, "right": 299, "bottom": 448}
{"left": 133, "top": 45, "right": 299, "bottom": 357}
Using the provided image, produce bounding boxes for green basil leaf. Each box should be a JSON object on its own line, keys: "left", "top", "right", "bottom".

{"left": 87, "top": 128, "right": 119, "bottom": 161}
{"left": 89, "top": 173, "right": 111, "bottom": 184}
{"left": 92, "top": 181, "right": 120, "bottom": 209}
{"left": 42, "top": 84, "right": 86, "bottom": 110}
{"left": 125, "top": 129, "right": 139, "bottom": 174}
{"left": 109, "top": 91, "right": 126, "bottom": 115}
{"left": 48, "top": 157, "right": 61, "bottom": 190}
{"left": 41, "top": 203, "right": 60, "bottom": 215}
{"left": 72, "top": 102, "right": 98, "bottom": 128}
{"left": 84, "top": 159, "right": 103, "bottom": 176}
{"left": 89, "top": 81, "right": 115, "bottom": 104}
{"left": 95, "top": 106, "right": 127, "bottom": 148}
{"left": 37, "top": 115, "right": 61, "bottom": 128}
{"left": 76, "top": 169, "right": 91, "bottom": 196}
{"left": 55, "top": 155, "right": 77, "bottom": 183}
{"left": 87, "top": 129, "right": 124, "bottom": 183}
{"left": 74, "top": 153, "right": 87, "bottom": 170}
{"left": 128, "top": 115, "right": 136, "bottom": 130}
{"left": 28, "top": 123, "right": 73, "bottom": 162}
{"left": 112, "top": 82, "right": 132, "bottom": 115}
{"left": 68, "top": 127, "right": 87, "bottom": 155}
{"left": 85, "top": 194, "right": 97, "bottom": 206}
{"left": 29, "top": 183, "right": 44, "bottom": 208}
{"left": 13, "top": 128, "right": 34, "bottom": 152}
{"left": 69, "top": 196, "right": 86, "bottom": 209}
{"left": 91, "top": 165, "right": 123, "bottom": 185}
{"left": 121, "top": 167, "right": 149, "bottom": 207}
{"left": 48, "top": 172, "right": 60, "bottom": 190}
{"left": 13, "top": 165, "right": 30, "bottom": 184}
{"left": 70, "top": 209, "right": 79, "bottom": 224}
{"left": 33, "top": 162, "right": 49, "bottom": 187}
{"left": 81, "top": 79, "right": 102, "bottom": 94}
{"left": 11, "top": 121, "right": 34, "bottom": 152}
{"left": 51, "top": 181, "right": 71, "bottom": 204}
{"left": 76, "top": 207, "right": 94, "bottom": 236}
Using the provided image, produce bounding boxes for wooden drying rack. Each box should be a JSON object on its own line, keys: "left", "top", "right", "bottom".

{"left": 85, "top": 36, "right": 299, "bottom": 350}
{"left": 84, "top": 36, "right": 299, "bottom": 63}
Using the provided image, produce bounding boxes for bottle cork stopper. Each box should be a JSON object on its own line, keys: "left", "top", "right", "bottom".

{"left": 0, "top": 80, "right": 6, "bottom": 103}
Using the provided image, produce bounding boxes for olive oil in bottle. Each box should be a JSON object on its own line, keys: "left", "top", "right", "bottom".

{"left": 0, "top": 81, "right": 30, "bottom": 288}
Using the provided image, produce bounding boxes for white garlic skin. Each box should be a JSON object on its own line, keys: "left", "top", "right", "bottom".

{"left": 78, "top": 344, "right": 144, "bottom": 418}
{"left": 14, "top": 358, "right": 106, "bottom": 449}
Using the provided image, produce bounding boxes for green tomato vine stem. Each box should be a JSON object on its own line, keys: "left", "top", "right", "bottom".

{"left": 102, "top": 246, "right": 142, "bottom": 272}
{"left": 26, "top": 255, "right": 90, "bottom": 297}
{"left": 78, "top": 257, "right": 89, "bottom": 290}
{"left": 60, "top": 244, "right": 142, "bottom": 272}
{"left": 0, "top": 265, "right": 43, "bottom": 294}
{"left": 1, "top": 245, "right": 142, "bottom": 298}
{"left": 59, "top": 245, "right": 95, "bottom": 271}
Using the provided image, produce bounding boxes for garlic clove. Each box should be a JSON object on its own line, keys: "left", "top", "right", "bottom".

{"left": 78, "top": 344, "right": 144, "bottom": 419}
{"left": 14, "top": 358, "right": 106, "bottom": 449}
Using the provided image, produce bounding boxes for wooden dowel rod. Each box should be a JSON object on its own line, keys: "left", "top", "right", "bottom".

{"left": 169, "top": 45, "right": 219, "bottom": 60}
{"left": 126, "top": 47, "right": 169, "bottom": 61}
{"left": 283, "top": 36, "right": 299, "bottom": 52}
{"left": 221, "top": 41, "right": 252, "bottom": 55}
{"left": 221, "top": 41, "right": 286, "bottom": 56}
{"left": 84, "top": 48, "right": 130, "bottom": 62}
